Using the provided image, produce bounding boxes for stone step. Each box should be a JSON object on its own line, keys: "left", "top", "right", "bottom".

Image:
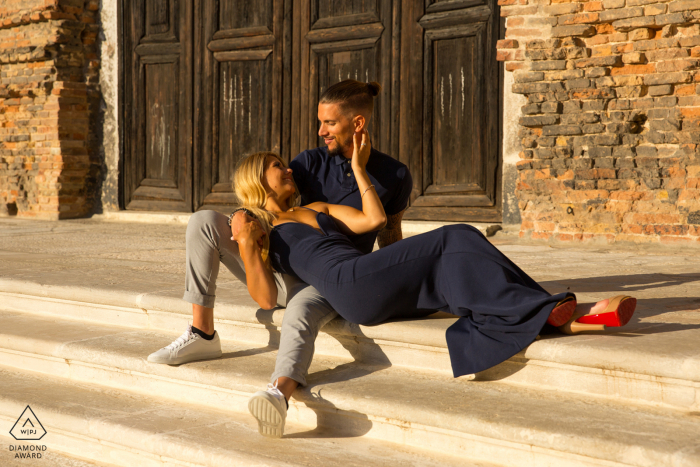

{"left": 93, "top": 210, "right": 503, "bottom": 238}
{"left": 2, "top": 277, "right": 699, "bottom": 412}
{"left": 0, "top": 310, "right": 698, "bottom": 467}
{"left": 0, "top": 365, "right": 482, "bottom": 467}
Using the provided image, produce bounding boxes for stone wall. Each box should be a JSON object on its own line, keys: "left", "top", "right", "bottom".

{"left": 0, "top": 0, "right": 101, "bottom": 219}
{"left": 497, "top": 0, "right": 700, "bottom": 244}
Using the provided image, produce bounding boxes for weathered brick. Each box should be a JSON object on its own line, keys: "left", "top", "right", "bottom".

{"left": 566, "top": 78, "right": 592, "bottom": 89}
{"left": 603, "top": 0, "right": 626, "bottom": 8}
{"left": 546, "top": 70, "right": 586, "bottom": 81}
{"left": 628, "top": 29, "right": 655, "bottom": 41}
{"left": 668, "top": 0, "right": 700, "bottom": 13}
{"left": 543, "top": 125, "right": 583, "bottom": 136}
{"left": 522, "top": 104, "right": 541, "bottom": 115}
{"left": 514, "top": 71, "right": 545, "bottom": 83}
{"left": 654, "top": 11, "right": 693, "bottom": 26}
{"left": 643, "top": 72, "right": 692, "bottom": 85}
{"left": 512, "top": 82, "right": 550, "bottom": 94}
{"left": 526, "top": 39, "right": 562, "bottom": 50}
{"left": 574, "top": 56, "right": 622, "bottom": 68}
{"left": 645, "top": 4, "right": 668, "bottom": 15}
{"left": 646, "top": 48, "right": 689, "bottom": 61}
{"left": 563, "top": 101, "right": 582, "bottom": 113}
{"left": 599, "top": 7, "right": 644, "bottom": 22}
{"left": 530, "top": 60, "right": 567, "bottom": 71}
{"left": 589, "top": 147, "right": 613, "bottom": 158}
{"left": 541, "top": 101, "right": 562, "bottom": 113}
{"left": 680, "top": 36, "right": 700, "bottom": 48}
{"left": 558, "top": 13, "right": 600, "bottom": 26}
{"left": 595, "top": 134, "right": 621, "bottom": 145}
{"left": 649, "top": 85, "right": 674, "bottom": 96}
{"left": 543, "top": 3, "right": 582, "bottom": 15}
{"left": 613, "top": 75, "right": 644, "bottom": 86}
{"left": 650, "top": 118, "right": 682, "bottom": 131}
{"left": 552, "top": 25, "right": 597, "bottom": 38}
{"left": 520, "top": 115, "right": 560, "bottom": 127}
{"left": 497, "top": 39, "right": 519, "bottom": 49}
{"left": 612, "top": 17, "right": 656, "bottom": 32}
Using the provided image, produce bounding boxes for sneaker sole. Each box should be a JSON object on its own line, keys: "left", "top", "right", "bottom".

{"left": 248, "top": 395, "right": 284, "bottom": 438}
{"left": 147, "top": 350, "right": 222, "bottom": 365}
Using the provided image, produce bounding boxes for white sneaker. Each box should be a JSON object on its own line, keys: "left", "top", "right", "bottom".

{"left": 147, "top": 325, "right": 222, "bottom": 365}
{"left": 248, "top": 381, "right": 288, "bottom": 438}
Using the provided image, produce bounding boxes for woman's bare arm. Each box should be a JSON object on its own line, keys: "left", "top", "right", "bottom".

{"left": 231, "top": 211, "right": 277, "bottom": 309}
{"left": 324, "top": 130, "right": 386, "bottom": 235}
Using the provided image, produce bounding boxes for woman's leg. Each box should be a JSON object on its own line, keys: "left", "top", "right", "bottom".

{"left": 320, "top": 225, "right": 567, "bottom": 376}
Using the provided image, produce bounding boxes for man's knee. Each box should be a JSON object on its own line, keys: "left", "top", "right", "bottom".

{"left": 282, "top": 291, "right": 337, "bottom": 335}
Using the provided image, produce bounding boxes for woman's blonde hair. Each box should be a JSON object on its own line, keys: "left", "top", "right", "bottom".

{"left": 233, "top": 151, "right": 299, "bottom": 262}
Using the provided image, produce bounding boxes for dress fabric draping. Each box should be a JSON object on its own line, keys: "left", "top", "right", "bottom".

{"left": 269, "top": 210, "right": 571, "bottom": 376}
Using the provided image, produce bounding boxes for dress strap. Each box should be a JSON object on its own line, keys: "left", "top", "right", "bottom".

{"left": 294, "top": 205, "right": 318, "bottom": 213}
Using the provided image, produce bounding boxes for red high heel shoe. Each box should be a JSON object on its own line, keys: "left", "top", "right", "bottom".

{"left": 559, "top": 295, "right": 637, "bottom": 335}
{"left": 547, "top": 296, "right": 577, "bottom": 327}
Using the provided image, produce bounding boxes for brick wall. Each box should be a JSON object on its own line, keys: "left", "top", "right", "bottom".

{"left": 497, "top": 0, "right": 700, "bottom": 244}
{"left": 0, "top": 0, "right": 100, "bottom": 219}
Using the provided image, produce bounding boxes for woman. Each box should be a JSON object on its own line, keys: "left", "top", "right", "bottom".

{"left": 232, "top": 130, "right": 637, "bottom": 378}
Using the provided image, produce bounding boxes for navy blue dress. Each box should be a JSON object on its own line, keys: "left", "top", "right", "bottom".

{"left": 269, "top": 211, "right": 571, "bottom": 377}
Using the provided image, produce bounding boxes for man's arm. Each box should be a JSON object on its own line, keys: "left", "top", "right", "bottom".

{"left": 377, "top": 208, "right": 405, "bottom": 248}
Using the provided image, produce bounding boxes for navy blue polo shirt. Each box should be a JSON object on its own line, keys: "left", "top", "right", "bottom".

{"left": 289, "top": 146, "right": 413, "bottom": 254}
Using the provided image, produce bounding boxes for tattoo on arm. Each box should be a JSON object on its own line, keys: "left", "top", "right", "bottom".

{"left": 377, "top": 209, "right": 406, "bottom": 248}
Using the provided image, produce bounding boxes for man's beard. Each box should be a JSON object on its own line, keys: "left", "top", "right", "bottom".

{"left": 326, "top": 135, "right": 352, "bottom": 157}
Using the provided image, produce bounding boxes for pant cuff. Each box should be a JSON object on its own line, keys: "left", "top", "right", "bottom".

{"left": 182, "top": 291, "right": 216, "bottom": 308}
{"left": 270, "top": 369, "right": 307, "bottom": 388}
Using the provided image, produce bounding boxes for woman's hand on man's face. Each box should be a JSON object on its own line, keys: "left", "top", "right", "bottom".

{"left": 230, "top": 211, "right": 265, "bottom": 249}
{"left": 351, "top": 129, "right": 371, "bottom": 170}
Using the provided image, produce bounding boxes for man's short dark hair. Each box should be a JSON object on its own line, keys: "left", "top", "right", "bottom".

{"left": 319, "top": 79, "right": 381, "bottom": 116}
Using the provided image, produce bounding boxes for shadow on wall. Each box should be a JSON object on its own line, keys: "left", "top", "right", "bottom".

{"left": 0, "top": 203, "right": 18, "bottom": 216}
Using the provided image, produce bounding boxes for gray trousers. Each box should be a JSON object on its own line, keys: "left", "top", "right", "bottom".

{"left": 183, "top": 210, "right": 338, "bottom": 386}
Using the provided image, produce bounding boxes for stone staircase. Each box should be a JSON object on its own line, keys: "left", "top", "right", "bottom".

{"left": 0, "top": 217, "right": 699, "bottom": 466}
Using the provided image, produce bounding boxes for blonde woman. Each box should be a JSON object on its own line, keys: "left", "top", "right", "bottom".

{"left": 235, "top": 130, "right": 637, "bottom": 438}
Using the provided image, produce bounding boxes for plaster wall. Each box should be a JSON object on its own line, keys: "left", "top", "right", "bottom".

{"left": 502, "top": 71, "right": 527, "bottom": 226}
{"left": 98, "top": 0, "right": 120, "bottom": 212}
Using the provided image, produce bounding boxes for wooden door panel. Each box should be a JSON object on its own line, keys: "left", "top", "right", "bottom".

{"left": 124, "top": 0, "right": 192, "bottom": 212}
{"left": 404, "top": 0, "right": 501, "bottom": 221}
{"left": 197, "top": 0, "right": 286, "bottom": 212}
{"left": 294, "top": 0, "right": 396, "bottom": 157}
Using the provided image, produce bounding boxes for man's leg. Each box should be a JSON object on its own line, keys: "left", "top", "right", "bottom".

{"left": 248, "top": 283, "right": 338, "bottom": 438}
{"left": 148, "top": 210, "right": 247, "bottom": 364}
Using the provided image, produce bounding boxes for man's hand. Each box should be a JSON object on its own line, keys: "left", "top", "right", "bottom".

{"left": 230, "top": 210, "right": 265, "bottom": 249}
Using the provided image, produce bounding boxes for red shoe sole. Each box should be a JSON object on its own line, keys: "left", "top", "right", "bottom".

{"left": 547, "top": 299, "right": 577, "bottom": 327}
{"left": 577, "top": 297, "right": 637, "bottom": 327}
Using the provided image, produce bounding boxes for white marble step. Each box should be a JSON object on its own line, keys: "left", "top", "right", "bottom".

{"left": 93, "top": 210, "right": 502, "bottom": 238}
{"left": 0, "top": 310, "right": 698, "bottom": 467}
{"left": 2, "top": 278, "right": 699, "bottom": 412}
{"left": 0, "top": 366, "right": 486, "bottom": 467}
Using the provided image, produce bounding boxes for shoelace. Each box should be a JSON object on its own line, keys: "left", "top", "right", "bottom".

{"left": 165, "top": 325, "right": 197, "bottom": 353}
{"left": 267, "top": 380, "right": 284, "bottom": 399}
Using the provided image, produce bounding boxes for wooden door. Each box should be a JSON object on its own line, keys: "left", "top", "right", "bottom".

{"left": 401, "top": 0, "right": 502, "bottom": 222}
{"left": 291, "top": 0, "right": 399, "bottom": 157}
{"left": 195, "top": 0, "right": 290, "bottom": 212}
{"left": 121, "top": 0, "right": 502, "bottom": 221}
{"left": 123, "top": 0, "right": 193, "bottom": 212}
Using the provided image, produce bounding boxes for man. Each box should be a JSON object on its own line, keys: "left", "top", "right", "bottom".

{"left": 147, "top": 80, "right": 412, "bottom": 438}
